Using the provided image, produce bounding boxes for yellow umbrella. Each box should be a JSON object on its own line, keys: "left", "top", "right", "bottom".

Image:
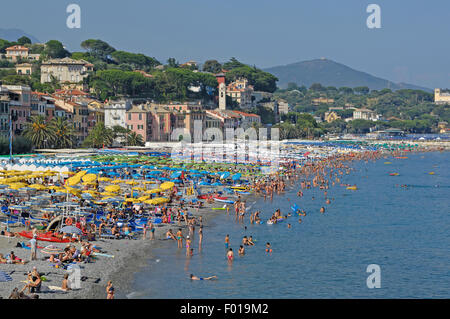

{"left": 105, "top": 185, "right": 121, "bottom": 193}
{"left": 160, "top": 182, "right": 175, "bottom": 191}
{"left": 66, "top": 176, "right": 81, "bottom": 186}
{"left": 132, "top": 187, "right": 145, "bottom": 192}
{"left": 98, "top": 177, "right": 111, "bottom": 182}
{"left": 137, "top": 195, "right": 150, "bottom": 202}
{"left": 124, "top": 198, "right": 138, "bottom": 203}
{"left": 126, "top": 180, "right": 139, "bottom": 185}
{"left": 82, "top": 174, "right": 97, "bottom": 183}
{"left": 100, "top": 192, "right": 117, "bottom": 196}
{"left": 153, "top": 197, "right": 170, "bottom": 204}
{"left": 143, "top": 181, "right": 155, "bottom": 184}
{"left": 144, "top": 199, "right": 157, "bottom": 205}
{"left": 145, "top": 188, "right": 162, "bottom": 194}
{"left": 110, "top": 180, "right": 124, "bottom": 184}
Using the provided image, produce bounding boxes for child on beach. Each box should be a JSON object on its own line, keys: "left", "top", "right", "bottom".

{"left": 225, "top": 234, "right": 230, "bottom": 249}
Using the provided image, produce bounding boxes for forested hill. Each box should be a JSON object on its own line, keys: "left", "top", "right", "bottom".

{"left": 264, "top": 58, "right": 432, "bottom": 92}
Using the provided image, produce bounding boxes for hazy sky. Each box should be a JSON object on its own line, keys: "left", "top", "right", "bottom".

{"left": 1, "top": 0, "right": 449, "bottom": 88}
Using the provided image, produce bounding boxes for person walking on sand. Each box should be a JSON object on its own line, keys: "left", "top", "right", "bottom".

{"left": 29, "top": 235, "right": 37, "bottom": 261}
{"left": 106, "top": 281, "right": 114, "bottom": 299}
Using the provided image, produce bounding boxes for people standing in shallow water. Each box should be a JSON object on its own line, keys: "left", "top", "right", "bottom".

{"left": 320, "top": 207, "right": 325, "bottom": 214}
{"left": 225, "top": 234, "right": 230, "bottom": 249}
{"left": 227, "top": 248, "right": 234, "bottom": 261}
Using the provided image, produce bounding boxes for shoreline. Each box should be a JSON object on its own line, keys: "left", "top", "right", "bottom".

{"left": 1, "top": 144, "right": 447, "bottom": 299}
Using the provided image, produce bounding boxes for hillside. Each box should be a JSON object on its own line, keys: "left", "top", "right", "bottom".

{"left": 264, "top": 58, "right": 431, "bottom": 92}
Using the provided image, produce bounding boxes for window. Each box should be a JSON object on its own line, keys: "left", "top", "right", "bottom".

{"left": 128, "top": 113, "right": 131, "bottom": 120}
{"left": 139, "top": 114, "right": 142, "bottom": 121}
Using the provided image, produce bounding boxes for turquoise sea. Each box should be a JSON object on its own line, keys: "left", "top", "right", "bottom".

{"left": 129, "top": 151, "right": 449, "bottom": 298}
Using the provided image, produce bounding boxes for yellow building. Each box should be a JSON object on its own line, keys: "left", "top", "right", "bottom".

{"left": 312, "top": 97, "right": 334, "bottom": 105}
{"left": 434, "top": 89, "right": 450, "bottom": 105}
{"left": 15, "top": 63, "right": 33, "bottom": 75}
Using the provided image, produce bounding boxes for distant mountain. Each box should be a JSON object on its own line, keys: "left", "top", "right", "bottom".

{"left": 0, "top": 28, "right": 40, "bottom": 43}
{"left": 264, "top": 58, "right": 432, "bottom": 92}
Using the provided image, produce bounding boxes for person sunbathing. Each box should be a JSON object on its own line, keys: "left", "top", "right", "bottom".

{"left": 61, "top": 274, "right": 71, "bottom": 291}
{"left": 8, "top": 251, "right": 26, "bottom": 264}
{"left": 0, "top": 253, "right": 7, "bottom": 263}
{"left": 21, "top": 272, "right": 41, "bottom": 294}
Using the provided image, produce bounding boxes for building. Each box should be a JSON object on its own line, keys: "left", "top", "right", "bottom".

{"left": 205, "top": 109, "right": 241, "bottom": 131}
{"left": 53, "top": 98, "right": 88, "bottom": 145}
{"left": 104, "top": 99, "right": 132, "bottom": 129}
{"left": 277, "top": 100, "right": 290, "bottom": 115}
{"left": 252, "top": 91, "right": 273, "bottom": 104}
{"left": 1, "top": 85, "right": 31, "bottom": 136}
{"left": 324, "top": 111, "right": 341, "bottom": 123}
{"left": 434, "top": 89, "right": 450, "bottom": 105}
{"left": 40, "top": 58, "right": 94, "bottom": 89}
{"left": 226, "top": 78, "right": 254, "bottom": 109}
{"left": 15, "top": 63, "right": 33, "bottom": 75}
{"left": 0, "top": 88, "right": 10, "bottom": 138}
{"left": 126, "top": 104, "right": 154, "bottom": 142}
{"left": 312, "top": 97, "right": 334, "bottom": 105}
{"left": 231, "top": 111, "right": 261, "bottom": 129}
{"left": 353, "top": 108, "right": 379, "bottom": 121}
{"left": 5, "top": 45, "right": 29, "bottom": 61}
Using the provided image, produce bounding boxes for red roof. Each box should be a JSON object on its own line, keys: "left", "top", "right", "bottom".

{"left": 232, "top": 111, "right": 260, "bottom": 118}
{"left": 6, "top": 45, "right": 29, "bottom": 51}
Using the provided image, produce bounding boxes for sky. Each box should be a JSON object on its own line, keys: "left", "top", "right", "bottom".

{"left": 1, "top": 0, "right": 449, "bottom": 89}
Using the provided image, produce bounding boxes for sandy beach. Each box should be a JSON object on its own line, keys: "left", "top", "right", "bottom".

{"left": 1, "top": 139, "right": 448, "bottom": 299}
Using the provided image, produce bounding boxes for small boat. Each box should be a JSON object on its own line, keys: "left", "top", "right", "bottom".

{"left": 395, "top": 156, "right": 408, "bottom": 159}
{"left": 429, "top": 172, "right": 435, "bottom": 175}
{"left": 346, "top": 186, "right": 358, "bottom": 190}
{"left": 389, "top": 173, "right": 399, "bottom": 176}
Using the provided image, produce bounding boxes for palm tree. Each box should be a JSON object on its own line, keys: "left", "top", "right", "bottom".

{"left": 22, "top": 115, "right": 54, "bottom": 149}
{"left": 50, "top": 117, "right": 75, "bottom": 148}
{"left": 82, "top": 122, "right": 114, "bottom": 148}
{"left": 126, "top": 131, "right": 144, "bottom": 146}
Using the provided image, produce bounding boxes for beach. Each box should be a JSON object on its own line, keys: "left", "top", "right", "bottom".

{"left": 0, "top": 139, "right": 448, "bottom": 299}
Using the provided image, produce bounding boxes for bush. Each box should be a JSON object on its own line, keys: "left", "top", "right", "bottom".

{"left": 0, "top": 136, "right": 33, "bottom": 155}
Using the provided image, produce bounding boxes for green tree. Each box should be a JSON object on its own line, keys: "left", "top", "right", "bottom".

{"left": 44, "top": 40, "right": 70, "bottom": 58}
{"left": 82, "top": 122, "right": 114, "bottom": 148}
{"left": 126, "top": 131, "right": 144, "bottom": 146}
{"left": 50, "top": 117, "right": 75, "bottom": 148}
{"left": 111, "top": 51, "right": 160, "bottom": 70}
{"left": 202, "top": 60, "right": 222, "bottom": 73}
{"left": 17, "top": 36, "right": 32, "bottom": 45}
{"left": 81, "top": 39, "right": 116, "bottom": 61}
{"left": 22, "top": 115, "right": 54, "bottom": 149}
{"left": 166, "top": 58, "right": 179, "bottom": 68}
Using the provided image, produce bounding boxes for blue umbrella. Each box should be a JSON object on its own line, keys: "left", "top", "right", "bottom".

{"left": 0, "top": 271, "right": 12, "bottom": 282}
{"left": 232, "top": 173, "right": 242, "bottom": 181}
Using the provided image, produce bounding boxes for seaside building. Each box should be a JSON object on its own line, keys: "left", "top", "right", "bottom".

{"left": 231, "top": 110, "right": 261, "bottom": 129}
{"left": 104, "top": 99, "right": 132, "bottom": 129}
{"left": 0, "top": 88, "right": 10, "bottom": 138}
{"left": 53, "top": 98, "right": 89, "bottom": 145}
{"left": 1, "top": 85, "right": 31, "bottom": 136}
{"left": 40, "top": 58, "right": 94, "bottom": 90}
{"left": 434, "top": 89, "right": 450, "bottom": 105}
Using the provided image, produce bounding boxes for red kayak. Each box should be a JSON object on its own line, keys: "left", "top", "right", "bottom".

{"left": 18, "top": 231, "right": 71, "bottom": 243}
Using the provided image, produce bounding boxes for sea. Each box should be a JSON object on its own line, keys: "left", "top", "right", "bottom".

{"left": 127, "top": 151, "right": 449, "bottom": 298}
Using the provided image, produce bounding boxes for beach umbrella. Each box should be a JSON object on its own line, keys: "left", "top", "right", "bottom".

{"left": 0, "top": 271, "right": 12, "bottom": 282}
{"left": 98, "top": 177, "right": 111, "bottom": 182}
{"left": 105, "top": 185, "right": 120, "bottom": 193}
{"left": 126, "top": 180, "right": 139, "bottom": 185}
{"left": 29, "top": 184, "right": 46, "bottom": 190}
{"left": 82, "top": 174, "right": 97, "bottom": 183}
{"left": 231, "top": 173, "right": 242, "bottom": 181}
{"left": 160, "top": 182, "right": 174, "bottom": 191}
{"left": 60, "top": 226, "right": 82, "bottom": 234}
{"left": 145, "top": 188, "right": 162, "bottom": 194}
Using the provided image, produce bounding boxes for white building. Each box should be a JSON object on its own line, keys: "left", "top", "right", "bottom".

{"left": 104, "top": 99, "right": 132, "bottom": 129}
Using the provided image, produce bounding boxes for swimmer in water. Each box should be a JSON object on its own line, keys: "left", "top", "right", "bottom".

{"left": 287, "top": 223, "right": 291, "bottom": 228}
{"left": 190, "top": 274, "right": 217, "bottom": 281}
{"left": 227, "top": 248, "right": 234, "bottom": 261}
{"left": 320, "top": 207, "right": 325, "bottom": 214}
{"left": 248, "top": 236, "right": 255, "bottom": 246}
{"left": 225, "top": 234, "right": 230, "bottom": 249}
{"left": 238, "top": 245, "right": 245, "bottom": 255}
{"left": 265, "top": 242, "right": 272, "bottom": 253}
